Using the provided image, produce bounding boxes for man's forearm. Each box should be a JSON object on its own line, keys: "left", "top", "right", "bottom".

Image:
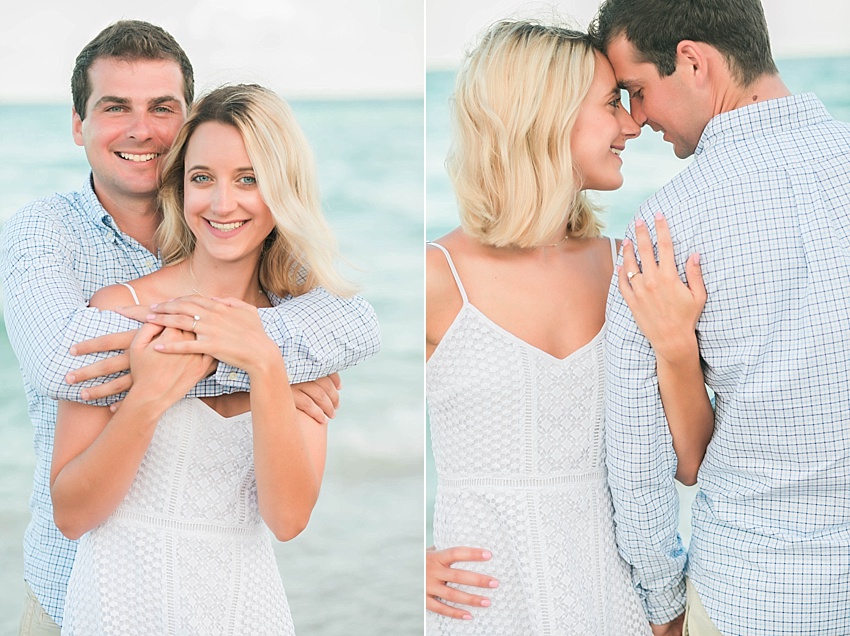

{"left": 605, "top": 276, "right": 687, "bottom": 621}
{"left": 216, "top": 288, "right": 381, "bottom": 389}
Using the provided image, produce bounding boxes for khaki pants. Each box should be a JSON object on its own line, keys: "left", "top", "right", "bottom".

{"left": 683, "top": 579, "right": 723, "bottom": 636}
{"left": 18, "top": 582, "right": 60, "bottom": 636}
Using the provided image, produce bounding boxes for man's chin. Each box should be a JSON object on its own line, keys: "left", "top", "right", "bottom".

{"left": 672, "top": 143, "right": 696, "bottom": 160}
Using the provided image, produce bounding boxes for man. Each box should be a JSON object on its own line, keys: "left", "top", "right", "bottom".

{"left": 589, "top": 1, "right": 850, "bottom": 634}
{"left": 1, "top": 20, "right": 379, "bottom": 634}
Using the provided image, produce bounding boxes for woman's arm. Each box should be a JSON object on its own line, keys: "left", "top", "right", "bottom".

{"left": 426, "top": 242, "right": 464, "bottom": 360}
{"left": 179, "top": 296, "right": 327, "bottom": 541}
{"left": 425, "top": 237, "right": 497, "bottom": 617}
{"left": 618, "top": 214, "right": 712, "bottom": 485}
{"left": 50, "top": 285, "right": 212, "bottom": 539}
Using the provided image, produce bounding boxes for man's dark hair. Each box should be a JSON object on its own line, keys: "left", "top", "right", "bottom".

{"left": 71, "top": 20, "right": 194, "bottom": 119}
{"left": 588, "top": 0, "right": 778, "bottom": 86}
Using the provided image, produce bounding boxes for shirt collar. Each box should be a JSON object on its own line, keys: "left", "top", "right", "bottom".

{"left": 80, "top": 173, "right": 119, "bottom": 231}
{"left": 694, "top": 93, "right": 830, "bottom": 156}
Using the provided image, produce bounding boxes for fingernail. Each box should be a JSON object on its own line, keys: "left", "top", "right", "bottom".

{"left": 694, "top": 253, "right": 701, "bottom": 264}
{"left": 146, "top": 314, "right": 156, "bottom": 320}
{"left": 109, "top": 405, "right": 117, "bottom": 413}
{"left": 150, "top": 303, "right": 158, "bottom": 309}
{"left": 481, "top": 550, "right": 492, "bottom": 560}
{"left": 69, "top": 346, "right": 77, "bottom": 356}
{"left": 635, "top": 218, "right": 645, "bottom": 227}
{"left": 480, "top": 599, "right": 491, "bottom": 607}
{"left": 65, "top": 373, "right": 76, "bottom": 384}
{"left": 462, "top": 614, "right": 473, "bottom": 620}
{"left": 622, "top": 238, "right": 631, "bottom": 247}
{"left": 154, "top": 344, "right": 164, "bottom": 351}
{"left": 80, "top": 390, "right": 89, "bottom": 400}
{"left": 655, "top": 211, "right": 663, "bottom": 220}
{"left": 488, "top": 579, "right": 499, "bottom": 588}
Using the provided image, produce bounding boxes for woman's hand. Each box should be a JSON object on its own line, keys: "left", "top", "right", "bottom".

{"left": 426, "top": 546, "right": 498, "bottom": 620}
{"left": 618, "top": 213, "right": 706, "bottom": 363}
{"left": 142, "top": 295, "right": 280, "bottom": 374}
{"left": 129, "top": 323, "right": 214, "bottom": 410}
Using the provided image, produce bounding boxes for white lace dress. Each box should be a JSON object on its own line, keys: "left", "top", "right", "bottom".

{"left": 62, "top": 397, "right": 295, "bottom": 635}
{"left": 427, "top": 241, "right": 651, "bottom": 635}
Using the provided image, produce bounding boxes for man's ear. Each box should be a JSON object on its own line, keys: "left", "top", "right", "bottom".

{"left": 72, "top": 107, "right": 84, "bottom": 147}
{"left": 676, "top": 40, "right": 716, "bottom": 90}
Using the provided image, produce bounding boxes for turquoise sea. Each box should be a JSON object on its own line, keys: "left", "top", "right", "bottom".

{"left": 0, "top": 98, "right": 423, "bottom": 635}
{"left": 426, "top": 57, "right": 850, "bottom": 544}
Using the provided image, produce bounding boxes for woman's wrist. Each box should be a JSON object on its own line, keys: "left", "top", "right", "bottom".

{"left": 654, "top": 333, "right": 700, "bottom": 368}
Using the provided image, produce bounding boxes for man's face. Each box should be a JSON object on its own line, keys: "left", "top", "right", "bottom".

{"left": 605, "top": 35, "right": 706, "bottom": 159}
{"left": 72, "top": 57, "right": 187, "bottom": 208}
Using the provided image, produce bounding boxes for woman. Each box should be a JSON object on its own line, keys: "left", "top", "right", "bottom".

{"left": 50, "top": 85, "right": 353, "bottom": 634}
{"left": 426, "top": 21, "right": 713, "bottom": 633}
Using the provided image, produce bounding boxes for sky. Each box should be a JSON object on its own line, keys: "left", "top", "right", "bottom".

{"left": 426, "top": 0, "right": 850, "bottom": 68}
{"left": 0, "top": 0, "right": 423, "bottom": 102}
{"left": 3, "top": 2, "right": 845, "bottom": 101}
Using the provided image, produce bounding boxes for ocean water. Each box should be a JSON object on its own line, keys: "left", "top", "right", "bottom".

{"left": 0, "top": 98, "right": 423, "bottom": 635}
{"left": 426, "top": 56, "right": 850, "bottom": 544}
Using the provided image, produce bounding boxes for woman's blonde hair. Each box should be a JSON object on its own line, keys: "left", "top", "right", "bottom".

{"left": 157, "top": 84, "right": 353, "bottom": 297}
{"left": 448, "top": 20, "right": 604, "bottom": 248}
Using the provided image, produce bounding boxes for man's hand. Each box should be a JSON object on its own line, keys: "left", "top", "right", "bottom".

{"left": 426, "top": 546, "right": 497, "bottom": 620}
{"left": 292, "top": 373, "right": 341, "bottom": 425}
{"left": 66, "top": 329, "right": 137, "bottom": 400}
{"left": 650, "top": 613, "right": 685, "bottom": 636}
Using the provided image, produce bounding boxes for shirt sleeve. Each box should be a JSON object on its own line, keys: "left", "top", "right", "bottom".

{"left": 1, "top": 203, "right": 381, "bottom": 403}
{"left": 0, "top": 204, "right": 140, "bottom": 405}
{"left": 213, "top": 287, "right": 381, "bottom": 389}
{"left": 604, "top": 213, "right": 687, "bottom": 623}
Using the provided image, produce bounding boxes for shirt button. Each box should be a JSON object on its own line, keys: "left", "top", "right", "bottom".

{"left": 228, "top": 372, "right": 238, "bottom": 382}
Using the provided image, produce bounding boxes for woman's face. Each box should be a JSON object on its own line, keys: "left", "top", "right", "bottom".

{"left": 570, "top": 51, "right": 641, "bottom": 192}
{"left": 182, "top": 121, "right": 276, "bottom": 264}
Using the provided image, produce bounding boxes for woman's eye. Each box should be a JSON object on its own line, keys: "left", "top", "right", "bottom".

{"left": 240, "top": 176, "right": 257, "bottom": 185}
{"left": 609, "top": 98, "right": 622, "bottom": 109}
{"left": 190, "top": 174, "right": 211, "bottom": 183}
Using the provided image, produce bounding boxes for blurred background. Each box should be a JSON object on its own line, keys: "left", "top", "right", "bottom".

{"left": 0, "top": 1, "right": 423, "bottom": 634}
{"left": 426, "top": 0, "right": 850, "bottom": 546}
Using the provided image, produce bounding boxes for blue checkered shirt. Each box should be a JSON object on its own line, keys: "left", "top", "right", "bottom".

{"left": 605, "top": 93, "right": 850, "bottom": 635}
{"left": 0, "top": 176, "right": 380, "bottom": 625}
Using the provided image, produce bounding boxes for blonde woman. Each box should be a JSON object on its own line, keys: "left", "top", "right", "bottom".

{"left": 426, "top": 21, "right": 712, "bottom": 634}
{"left": 50, "top": 85, "right": 352, "bottom": 634}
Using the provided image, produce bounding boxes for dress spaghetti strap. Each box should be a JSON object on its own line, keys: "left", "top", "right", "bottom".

{"left": 120, "top": 282, "right": 141, "bottom": 306}
{"left": 427, "top": 242, "right": 469, "bottom": 304}
{"left": 608, "top": 236, "right": 618, "bottom": 267}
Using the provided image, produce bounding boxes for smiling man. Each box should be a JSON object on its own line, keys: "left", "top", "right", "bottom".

{"left": 588, "top": 1, "right": 850, "bottom": 635}
{"left": 1, "top": 21, "right": 379, "bottom": 635}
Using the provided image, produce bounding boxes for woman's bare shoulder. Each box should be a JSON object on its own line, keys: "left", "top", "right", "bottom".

{"left": 427, "top": 228, "right": 466, "bottom": 301}
{"left": 88, "top": 284, "right": 139, "bottom": 312}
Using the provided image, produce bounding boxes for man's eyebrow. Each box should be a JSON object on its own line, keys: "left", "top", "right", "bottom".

{"left": 93, "top": 96, "right": 129, "bottom": 107}
{"left": 617, "top": 80, "right": 637, "bottom": 91}
{"left": 91, "top": 96, "right": 182, "bottom": 108}
{"left": 150, "top": 96, "right": 182, "bottom": 107}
